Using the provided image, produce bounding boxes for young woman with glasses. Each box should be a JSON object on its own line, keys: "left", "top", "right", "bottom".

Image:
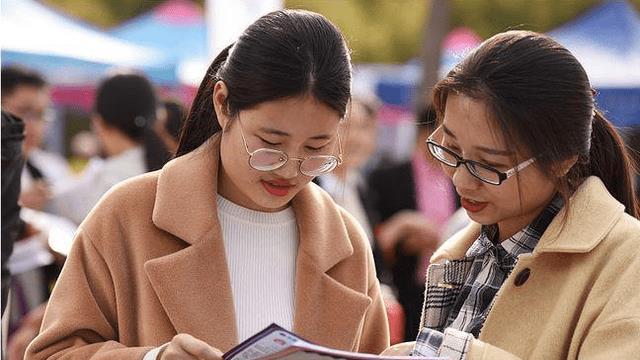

{"left": 384, "top": 30, "right": 639, "bottom": 359}
{"left": 27, "top": 10, "right": 389, "bottom": 360}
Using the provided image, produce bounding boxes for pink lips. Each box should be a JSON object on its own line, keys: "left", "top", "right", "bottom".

{"left": 261, "top": 179, "right": 294, "bottom": 197}
{"left": 461, "top": 197, "right": 489, "bottom": 213}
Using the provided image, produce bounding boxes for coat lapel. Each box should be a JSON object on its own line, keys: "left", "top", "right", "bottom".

{"left": 146, "top": 134, "right": 375, "bottom": 351}
{"left": 145, "top": 135, "right": 238, "bottom": 351}
{"left": 291, "top": 184, "right": 372, "bottom": 351}
{"left": 535, "top": 176, "right": 625, "bottom": 254}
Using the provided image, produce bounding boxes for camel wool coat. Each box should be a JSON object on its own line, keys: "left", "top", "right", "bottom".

{"left": 385, "top": 176, "right": 640, "bottom": 359}
{"left": 26, "top": 135, "right": 390, "bottom": 359}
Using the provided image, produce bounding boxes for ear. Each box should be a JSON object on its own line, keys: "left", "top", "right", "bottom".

{"left": 212, "top": 81, "right": 230, "bottom": 130}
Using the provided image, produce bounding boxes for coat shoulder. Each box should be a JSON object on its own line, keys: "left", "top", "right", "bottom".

{"left": 78, "top": 171, "right": 164, "bottom": 253}
{"left": 86, "top": 171, "right": 160, "bottom": 219}
{"left": 599, "top": 212, "right": 640, "bottom": 260}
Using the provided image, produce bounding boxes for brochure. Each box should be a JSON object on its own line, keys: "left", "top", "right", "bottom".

{"left": 223, "top": 323, "right": 444, "bottom": 360}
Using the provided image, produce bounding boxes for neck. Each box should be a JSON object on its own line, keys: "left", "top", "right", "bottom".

{"left": 102, "top": 132, "right": 139, "bottom": 157}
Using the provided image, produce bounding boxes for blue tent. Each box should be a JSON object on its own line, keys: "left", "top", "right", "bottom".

{"left": 109, "top": 0, "right": 209, "bottom": 86}
{"left": 549, "top": 0, "right": 640, "bottom": 126}
{"left": 0, "top": 0, "right": 175, "bottom": 85}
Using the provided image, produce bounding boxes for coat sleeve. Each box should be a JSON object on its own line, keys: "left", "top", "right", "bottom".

{"left": 25, "top": 229, "right": 153, "bottom": 359}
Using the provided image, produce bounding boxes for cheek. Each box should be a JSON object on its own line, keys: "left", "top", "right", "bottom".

{"left": 221, "top": 136, "right": 251, "bottom": 179}
{"left": 442, "top": 164, "right": 455, "bottom": 178}
{"left": 487, "top": 180, "right": 521, "bottom": 210}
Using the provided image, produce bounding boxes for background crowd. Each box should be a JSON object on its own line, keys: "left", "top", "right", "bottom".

{"left": 1, "top": 1, "right": 639, "bottom": 359}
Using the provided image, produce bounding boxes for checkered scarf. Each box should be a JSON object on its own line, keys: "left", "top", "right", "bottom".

{"left": 413, "top": 195, "right": 563, "bottom": 359}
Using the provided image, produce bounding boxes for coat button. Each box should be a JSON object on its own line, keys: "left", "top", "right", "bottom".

{"left": 514, "top": 268, "right": 531, "bottom": 287}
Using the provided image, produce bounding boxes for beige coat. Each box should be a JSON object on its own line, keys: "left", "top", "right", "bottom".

{"left": 26, "top": 136, "right": 389, "bottom": 359}
{"left": 386, "top": 176, "right": 640, "bottom": 359}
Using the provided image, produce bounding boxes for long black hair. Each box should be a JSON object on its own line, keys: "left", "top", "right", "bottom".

{"left": 176, "top": 9, "right": 352, "bottom": 156}
{"left": 95, "top": 72, "right": 169, "bottom": 171}
{"left": 433, "top": 30, "right": 638, "bottom": 218}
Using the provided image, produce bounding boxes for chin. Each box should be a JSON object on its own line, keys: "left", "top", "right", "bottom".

{"left": 466, "top": 211, "right": 497, "bottom": 226}
{"left": 254, "top": 193, "right": 294, "bottom": 211}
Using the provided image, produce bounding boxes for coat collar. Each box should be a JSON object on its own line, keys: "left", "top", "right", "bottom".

{"left": 146, "top": 134, "right": 369, "bottom": 351}
{"left": 432, "top": 177, "right": 625, "bottom": 263}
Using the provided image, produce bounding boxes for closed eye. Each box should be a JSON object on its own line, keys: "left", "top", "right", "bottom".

{"left": 478, "top": 159, "right": 505, "bottom": 169}
{"left": 443, "top": 142, "right": 461, "bottom": 155}
{"left": 305, "top": 145, "right": 325, "bottom": 152}
{"left": 258, "top": 137, "right": 281, "bottom": 146}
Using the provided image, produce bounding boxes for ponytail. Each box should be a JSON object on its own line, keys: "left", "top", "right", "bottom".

{"left": 588, "top": 110, "right": 639, "bottom": 217}
{"left": 176, "top": 44, "right": 233, "bottom": 157}
{"left": 142, "top": 126, "right": 171, "bottom": 171}
{"left": 94, "top": 72, "right": 169, "bottom": 171}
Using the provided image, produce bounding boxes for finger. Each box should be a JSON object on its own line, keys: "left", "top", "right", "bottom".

{"left": 175, "top": 334, "right": 222, "bottom": 360}
{"left": 162, "top": 344, "right": 194, "bottom": 360}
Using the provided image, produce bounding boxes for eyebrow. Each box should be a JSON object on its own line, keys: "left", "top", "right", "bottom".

{"left": 442, "top": 124, "right": 513, "bottom": 157}
{"left": 258, "top": 127, "right": 332, "bottom": 140}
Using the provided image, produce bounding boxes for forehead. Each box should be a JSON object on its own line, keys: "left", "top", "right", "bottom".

{"left": 241, "top": 96, "right": 341, "bottom": 136}
{"left": 442, "top": 93, "right": 508, "bottom": 151}
{"left": 2, "top": 85, "right": 49, "bottom": 108}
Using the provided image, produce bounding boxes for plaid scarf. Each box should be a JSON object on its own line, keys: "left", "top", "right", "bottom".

{"left": 414, "top": 195, "right": 563, "bottom": 359}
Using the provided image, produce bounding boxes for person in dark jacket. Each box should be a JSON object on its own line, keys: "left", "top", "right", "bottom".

{"left": 1, "top": 110, "right": 25, "bottom": 315}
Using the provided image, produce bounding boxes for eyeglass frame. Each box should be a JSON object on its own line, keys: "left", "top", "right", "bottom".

{"left": 236, "top": 115, "right": 343, "bottom": 177}
{"left": 426, "top": 132, "right": 536, "bottom": 186}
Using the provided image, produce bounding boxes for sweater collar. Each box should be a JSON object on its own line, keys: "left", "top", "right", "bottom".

{"left": 152, "top": 133, "right": 354, "bottom": 273}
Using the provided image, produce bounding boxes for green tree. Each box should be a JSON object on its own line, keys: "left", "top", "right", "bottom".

{"left": 44, "top": 0, "right": 640, "bottom": 63}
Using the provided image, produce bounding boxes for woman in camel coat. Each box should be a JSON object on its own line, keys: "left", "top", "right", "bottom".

{"left": 27, "top": 10, "right": 389, "bottom": 360}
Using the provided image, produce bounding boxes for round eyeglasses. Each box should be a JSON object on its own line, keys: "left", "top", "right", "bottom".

{"left": 426, "top": 137, "right": 536, "bottom": 186}
{"left": 237, "top": 118, "right": 343, "bottom": 177}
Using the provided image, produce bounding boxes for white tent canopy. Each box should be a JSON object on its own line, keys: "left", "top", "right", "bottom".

{"left": 1, "top": 0, "right": 170, "bottom": 84}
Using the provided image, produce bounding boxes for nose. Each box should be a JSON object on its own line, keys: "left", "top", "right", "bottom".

{"left": 272, "top": 158, "right": 300, "bottom": 179}
{"left": 451, "top": 163, "right": 481, "bottom": 193}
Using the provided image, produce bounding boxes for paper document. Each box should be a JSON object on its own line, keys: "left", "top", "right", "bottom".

{"left": 223, "top": 323, "right": 444, "bottom": 360}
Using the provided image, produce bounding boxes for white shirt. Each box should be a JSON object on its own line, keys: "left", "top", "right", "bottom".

{"left": 47, "top": 146, "right": 146, "bottom": 225}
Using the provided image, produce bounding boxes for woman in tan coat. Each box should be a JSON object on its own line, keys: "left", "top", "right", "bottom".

{"left": 385, "top": 30, "right": 640, "bottom": 359}
{"left": 26, "top": 10, "right": 389, "bottom": 360}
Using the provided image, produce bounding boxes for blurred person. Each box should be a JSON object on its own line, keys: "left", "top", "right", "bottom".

{"left": 154, "top": 98, "right": 187, "bottom": 155}
{"left": 384, "top": 30, "right": 640, "bottom": 359}
{"left": 1, "top": 66, "right": 71, "bottom": 211}
{"left": 367, "top": 104, "right": 457, "bottom": 341}
{"left": 316, "top": 96, "right": 406, "bottom": 344}
{"left": 26, "top": 10, "right": 389, "bottom": 360}
{"left": 47, "top": 71, "right": 168, "bottom": 225}
{"left": 318, "top": 96, "right": 380, "bottom": 247}
{"left": 68, "top": 130, "right": 100, "bottom": 172}
{"left": 1, "top": 111, "right": 26, "bottom": 316}
{"left": 6, "top": 72, "right": 165, "bottom": 359}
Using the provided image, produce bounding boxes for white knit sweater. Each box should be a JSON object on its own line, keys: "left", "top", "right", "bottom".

{"left": 216, "top": 195, "right": 299, "bottom": 342}
{"left": 144, "top": 196, "right": 299, "bottom": 359}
